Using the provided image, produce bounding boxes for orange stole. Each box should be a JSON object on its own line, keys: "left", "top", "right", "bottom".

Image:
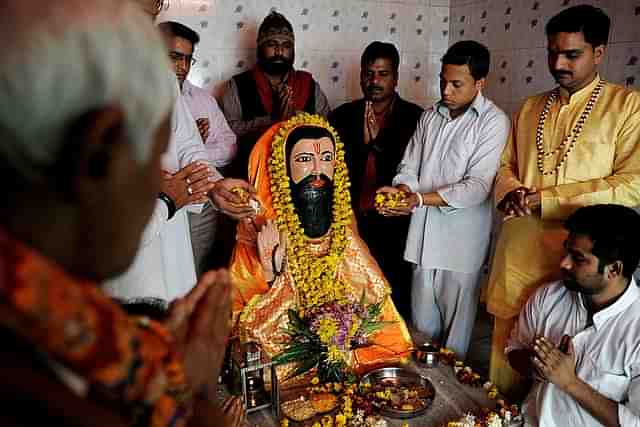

{"left": 229, "top": 123, "right": 413, "bottom": 377}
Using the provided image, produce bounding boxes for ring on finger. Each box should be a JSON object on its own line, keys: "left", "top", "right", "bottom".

{"left": 187, "top": 186, "right": 193, "bottom": 195}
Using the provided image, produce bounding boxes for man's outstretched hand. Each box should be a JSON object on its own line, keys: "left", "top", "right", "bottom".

{"left": 162, "top": 162, "right": 215, "bottom": 209}
{"left": 210, "top": 178, "right": 257, "bottom": 220}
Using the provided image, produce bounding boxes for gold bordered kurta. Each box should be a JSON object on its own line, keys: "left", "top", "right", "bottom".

{"left": 230, "top": 119, "right": 413, "bottom": 380}
{"left": 488, "top": 77, "right": 640, "bottom": 320}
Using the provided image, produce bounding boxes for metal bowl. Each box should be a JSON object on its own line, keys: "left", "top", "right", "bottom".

{"left": 414, "top": 343, "right": 440, "bottom": 368}
{"left": 360, "top": 367, "right": 435, "bottom": 419}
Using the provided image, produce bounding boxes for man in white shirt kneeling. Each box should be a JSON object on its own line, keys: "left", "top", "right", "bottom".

{"left": 507, "top": 204, "right": 640, "bottom": 427}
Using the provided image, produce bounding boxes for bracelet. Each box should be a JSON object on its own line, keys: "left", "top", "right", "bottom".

{"left": 158, "top": 192, "right": 177, "bottom": 220}
{"left": 415, "top": 192, "right": 424, "bottom": 208}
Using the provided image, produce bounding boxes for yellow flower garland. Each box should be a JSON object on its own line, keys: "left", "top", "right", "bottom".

{"left": 268, "top": 113, "right": 352, "bottom": 316}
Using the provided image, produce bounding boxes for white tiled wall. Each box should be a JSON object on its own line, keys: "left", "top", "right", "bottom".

{"left": 449, "top": 0, "right": 640, "bottom": 115}
{"left": 158, "top": 0, "right": 449, "bottom": 109}
{"left": 159, "top": 0, "right": 640, "bottom": 114}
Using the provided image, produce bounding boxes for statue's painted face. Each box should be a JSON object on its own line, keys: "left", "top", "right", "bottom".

{"left": 286, "top": 133, "right": 336, "bottom": 238}
{"left": 288, "top": 136, "right": 335, "bottom": 184}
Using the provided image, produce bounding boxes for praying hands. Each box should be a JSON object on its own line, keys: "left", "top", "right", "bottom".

{"left": 363, "top": 101, "right": 380, "bottom": 144}
{"left": 532, "top": 336, "right": 576, "bottom": 391}
{"left": 165, "top": 269, "right": 232, "bottom": 395}
{"left": 273, "top": 81, "right": 294, "bottom": 120}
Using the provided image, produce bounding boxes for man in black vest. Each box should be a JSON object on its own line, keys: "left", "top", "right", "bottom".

{"left": 329, "top": 42, "right": 423, "bottom": 318}
{"left": 220, "top": 11, "right": 330, "bottom": 179}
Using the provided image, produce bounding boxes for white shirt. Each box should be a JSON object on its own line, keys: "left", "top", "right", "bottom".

{"left": 507, "top": 280, "right": 640, "bottom": 426}
{"left": 182, "top": 80, "right": 237, "bottom": 168}
{"left": 393, "top": 93, "right": 509, "bottom": 273}
{"left": 104, "top": 79, "right": 222, "bottom": 305}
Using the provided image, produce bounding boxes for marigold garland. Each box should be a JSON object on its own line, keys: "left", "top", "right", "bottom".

{"left": 268, "top": 113, "right": 353, "bottom": 316}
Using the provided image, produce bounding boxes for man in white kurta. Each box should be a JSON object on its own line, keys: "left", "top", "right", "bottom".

{"left": 379, "top": 41, "right": 509, "bottom": 358}
{"left": 506, "top": 204, "right": 640, "bottom": 426}
{"left": 159, "top": 21, "right": 238, "bottom": 277}
{"left": 508, "top": 279, "right": 640, "bottom": 426}
{"left": 182, "top": 78, "right": 238, "bottom": 276}
{"left": 104, "top": 85, "right": 221, "bottom": 307}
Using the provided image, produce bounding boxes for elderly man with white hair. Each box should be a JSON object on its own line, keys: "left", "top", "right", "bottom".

{"left": 0, "top": 0, "right": 243, "bottom": 425}
{"left": 103, "top": 0, "right": 257, "bottom": 310}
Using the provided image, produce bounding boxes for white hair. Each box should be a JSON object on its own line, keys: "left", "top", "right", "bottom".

{"left": 0, "top": 0, "right": 175, "bottom": 183}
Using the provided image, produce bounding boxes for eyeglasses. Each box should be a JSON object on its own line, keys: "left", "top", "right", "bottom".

{"left": 169, "top": 51, "right": 197, "bottom": 66}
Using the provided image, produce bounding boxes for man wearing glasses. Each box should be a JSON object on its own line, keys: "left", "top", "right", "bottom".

{"left": 159, "top": 21, "right": 238, "bottom": 277}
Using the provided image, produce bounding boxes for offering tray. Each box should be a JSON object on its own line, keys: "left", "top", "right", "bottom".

{"left": 360, "top": 367, "right": 435, "bottom": 419}
{"left": 279, "top": 384, "right": 340, "bottom": 424}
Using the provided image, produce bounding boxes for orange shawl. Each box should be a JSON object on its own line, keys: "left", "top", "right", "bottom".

{"left": 229, "top": 116, "right": 413, "bottom": 375}
{"left": 0, "top": 228, "right": 189, "bottom": 426}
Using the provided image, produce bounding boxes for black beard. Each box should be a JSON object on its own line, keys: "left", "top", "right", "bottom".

{"left": 290, "top": 174, "right": 333, "bottom": 238}
{"left": 562, "top": 275, "right": 599, "bottom": 295}
{"left": 562, "top": 277, "right": 582, "bottom": 292}
{"left": 258, "top": 53, "right": 293, "bottom": 76}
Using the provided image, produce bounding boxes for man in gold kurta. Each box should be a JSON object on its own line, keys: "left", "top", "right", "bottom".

{"left": 230, "top": 113, "right": 412, "bottom": 381}
{"left": 487, "top": 4, "right": 640, "bottom": 397}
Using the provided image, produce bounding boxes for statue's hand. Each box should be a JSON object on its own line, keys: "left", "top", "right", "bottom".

{"left": 257, "top": 220, "right": 285, "bottom": 282}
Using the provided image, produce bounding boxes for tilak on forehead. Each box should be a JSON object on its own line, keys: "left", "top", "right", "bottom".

{"left": 280, "top": 122, "right": 336, "bottom": 153}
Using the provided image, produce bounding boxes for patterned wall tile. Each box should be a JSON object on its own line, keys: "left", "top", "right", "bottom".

{"left": 485, "top": 50, "right": 513, "bottom": 105}
{"left": 487, "top": 0, "right": 516, "bottom": 51}
{"left": 606, "top": 43, "right": 640, "bottom": 91}
{"left": 470, "top": 0, "right": 489, "bottom": 46}
{"left": 427, "top": 53, "right": 444, "bottom": 99}
{"left": 512, "top": 0, "right": 544, "bottom": 50}
{"left": 161, "top": 0, "right": 449, "bottom": 108}
{"left": 430, "top": 6, "right": 451, "bottom": 53}
{"left": 399, "top": 54, "right": 431, "bottom": 106}
{"left": 345, "top": 1, "right": 378, "bottom": 52}
{"left": 163, "top": 0, "right": 640, "bottom": 110}
{"left": 611, "top": 1, "right": 640, "bottom": 44}
{"left": 512, "top": 48, "right": 553, "bottom": 103}
{"left": 188, "top": 53, "right": 220, "bottom": 93}
{"left": 451, "top": 0, "right": 639, "bottom": 108}
{"left": 314, "top": 53, "right": 349, "bottom": 104}
{"left": 283, "top": 0, "right": 317, "bottom": 50}
{"left": 401, "top": 5, "right": 431, "bottom": 54}
{"left": 374, "top": 2, "right": 406, "bottom": 51}
{"left": 449, "top": 5, "right": 464, "bottom": 45}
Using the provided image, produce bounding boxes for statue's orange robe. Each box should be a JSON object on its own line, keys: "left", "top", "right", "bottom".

{"left": 229, "top": 123, "right": 413, "bottom": 377}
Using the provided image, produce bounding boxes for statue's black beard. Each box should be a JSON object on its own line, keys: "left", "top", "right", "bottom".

{"left": 290, "top": 174, "right": 334, "bottom": 238}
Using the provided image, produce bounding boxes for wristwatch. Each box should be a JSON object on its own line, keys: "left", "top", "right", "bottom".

{"left": 158, "top": 192, "right": 177, "bottom": 220}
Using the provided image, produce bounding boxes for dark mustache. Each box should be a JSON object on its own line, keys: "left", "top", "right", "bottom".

{"left": 367, "top": 85, "right": 384, "bottom": 92}
{"left": 553, "top": 70, "right": 572, "bottom": 77}
{"left": 268, "top": 56, "right": 288, "bottom": 63}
